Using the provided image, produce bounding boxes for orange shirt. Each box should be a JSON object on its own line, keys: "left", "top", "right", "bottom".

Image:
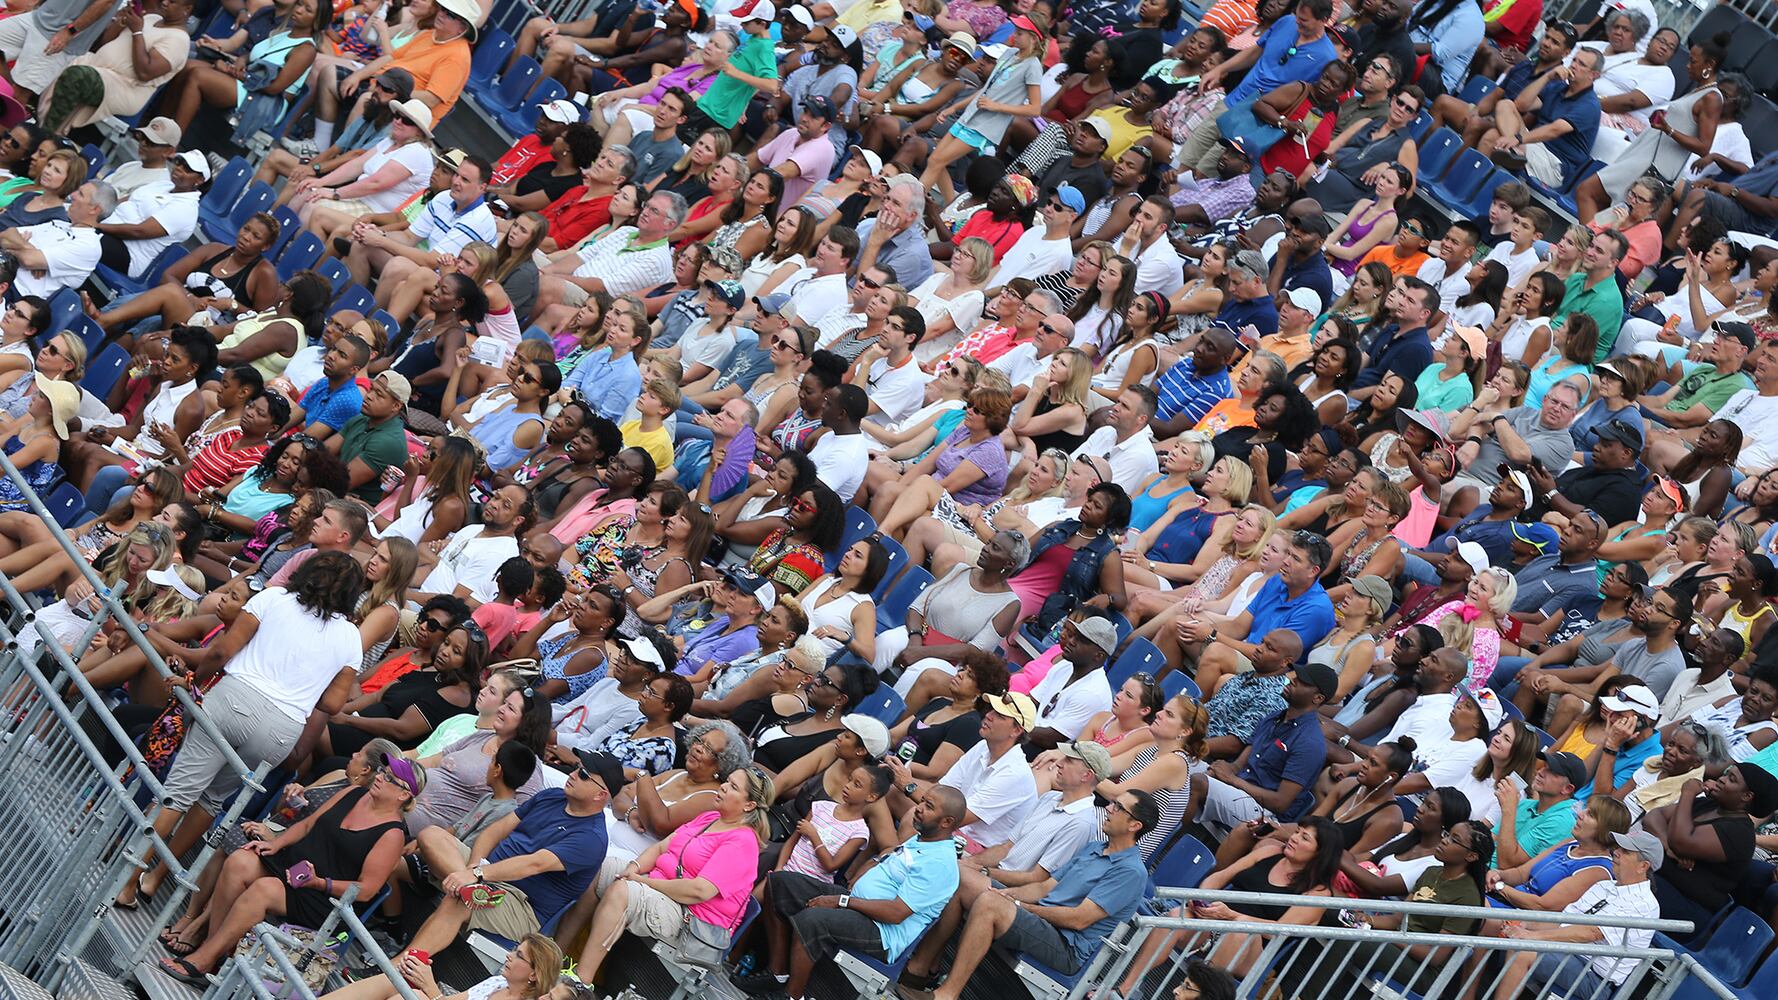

{"left": 391, "top": 31, "right": 472, "bottom": 120}
{"left": 1358, "top": 244, "right": 1431, "bottom": 279}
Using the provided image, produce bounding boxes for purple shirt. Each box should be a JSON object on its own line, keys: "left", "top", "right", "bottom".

{"left": 935, "top": 426, "right": 1007, "bottom": 507}
{"left": 676, "top": 615, "right": 761, "bottom": 675}
{"left": 643, "top": 63, "right": 719, "bottom": 107}
{"left": 712, "top": 425, "right": 756, "bottom": 502}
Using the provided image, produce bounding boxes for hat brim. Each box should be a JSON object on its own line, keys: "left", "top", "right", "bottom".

{"left": 392, "top": 109, "right": 434, "bottom": 138}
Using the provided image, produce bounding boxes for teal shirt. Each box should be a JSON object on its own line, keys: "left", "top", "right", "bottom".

{"left": 1553, "top": 272, "right": 1625, "bottom": 361}
{"left": 698, "top": 33, "right": 778, "bottom": 128}
{"left": 1503, "top": 796, "right": 1578, "bottom": 866}
{"left": 1413, "top": 363, "right": 1476, "bottom": 412}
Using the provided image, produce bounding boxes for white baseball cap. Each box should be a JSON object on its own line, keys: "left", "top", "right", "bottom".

{"left": 741, "top": 0, "right": 777, "bottom": 21}
{"left": 1600, "top": 684, "right": 1660, "bottom": 719}
{"left": 173, "top": 149, "right": 211, "bottom": 181}
{"left": 1455, "top": 541, "right": 1488, "bottom": 578}
{"left": 539, "top": 99, "right": 581, "bottom": 124}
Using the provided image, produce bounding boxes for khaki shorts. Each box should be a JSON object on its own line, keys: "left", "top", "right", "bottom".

{"left": 0, "top": 17, "right": 70, "bottom": 93}
{"left": 442, "top": 836, "right": 543, "bottom": 940}
{"left": 312, "top": 197, "right": 377, "bottom": 219}
{"left": 935, "top": 521, "right": 985, "bottom": 562}
{"left": 1523, "top": 143, "right": 1565, "bottom": 188}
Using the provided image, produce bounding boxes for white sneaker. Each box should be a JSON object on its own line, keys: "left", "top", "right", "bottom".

{"left": 279, "top": 136, "right": 320, "bottom": 158}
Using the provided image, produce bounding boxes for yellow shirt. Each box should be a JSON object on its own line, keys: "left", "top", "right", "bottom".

{"left": 622, "top": 420, "right": 674, "bottom": 472}
{"left": 838, "top": 0, "right": 903, "bottom": 31}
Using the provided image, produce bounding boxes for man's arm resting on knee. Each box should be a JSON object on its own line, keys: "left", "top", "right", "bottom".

{"left": 463, "top": 813, "right": 523, "bottom": 869}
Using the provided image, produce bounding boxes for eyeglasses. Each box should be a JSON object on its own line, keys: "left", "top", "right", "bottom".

{"left": 809, "top": 674, "right": 839, "bottom": 689}
{"left": 513, "top": 370, "right": 539, "bottom": 386}
{"left": 574, "top": 766, "right": 609, "bottom": 792}
{"left": 791, "top": 497, "right": 817, "bottom": 514}
{"left": 1105, "top": 799, "right": 1131, "bottom": 815}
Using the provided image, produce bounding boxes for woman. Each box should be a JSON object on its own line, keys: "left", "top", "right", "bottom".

{"left": 618, "top": 498, "right": 710, "bottom": 630}
{"left": 743, "top": 206, "right": 821, "bottom": 298}
{"left": 1034, "top": 239, "right": 1108, "bottom": 313}
{"left": 1346, "top": 372, "right": 1418, "bottom": 451}
{"left": 1088, "top": 693, "right": 1208, "bottom": 861}
{"left": 1670, "top": 419, "right": 1741, "bottom": 518}
{"left": 514, "top": 585, "right": 623, "bottom": 705}
{"left": 352, "top": 597, "right": 469, "bottom": 716}
{"left": 1213, "top": 381, "right": 1316, "bottom": 489}
{"left": 582, "top": 182, "right": 645, "bottom": 248}
{"left": 212, "top": 269, "right": 331, "bottom": 384}
{"left": 856, "top": 31, "right": 979, "bottom": 157}
{"left": 1219, "top": 741, "right": 1413, "bottom": 869}
{"left": 745, "top": 482, "right": 845, "bottom": 594}
{"left": 1701, "top": 553, "right": 1778, "bottom": 653}
{"left": 548, "top": 447, "right": 654, "bottom": 548}
{"left": 908, "top": 237, "right": 991, "bottom": 354}
{"left": 0, "top": 380, "right": 72, "bottom": 514}
{"left": 609, "top": 720, "right": 753, "bottom": 856}
{"left": 1304, "top": 86, "right": 1424, "bottom": 215}
{"left": 1422, "top": 565, "right": 1515, "bottom": 692}
{"left": 1010, "top": 482, "right": 1130, "bottom": 640}
{"left": 293, "top": 95, "right": 431, "bottom": 239}
{"left": 762, "top": 711, "right": 899, "bottom": 854}
{"left": 1124, "top": 455, "right": 1251, "bottom": 592}
{"left": 745, "top": 660, "right": 879, "bottom": 774}
{"left": 567, "top": 767, "right": 772, "bottom": 981}
{"left": 372, "top": 436, "right": 474, "bottom": 547}
{"left": 1322, "top": 163, "right": 1407, "bottom": 281}
{"left": 0, "top": 329, "right": 84, "bottom": 423}
{"left": 759, "top": 350, "right": 842, "bottom": 459}
{"left": 1414, "top": 324, "right": 1483, "bottom": 413}
{"left": 1338, "top": 786, "right": 1472, "bottom": 903}
{"left": 885, "top": 649, "right": 1009, "bottom": 781}
{"left": 407, "top": 684, "right": 553, "bottom": 833}
{"left": 1632, "top": 719, "right": 1734, "bottom": 820}
{"left": 0, "top": 148, "right": 81, "bottom": 229}
{"left": 324, "top": 935, "right": 560, "bottom": 1000}
{"left": 1079, "top": 673, "right": 1164, "bottom": 754}
{"left": 1492, "top": 271, "right": 1567, "bottom": 369}
{"left": 1453, "top": 719, "right": 1541, "bottom": 826}
{"left": 1690, "top": 671, "right": 1778, "bottom": 761}
{"left": 1006, "top": 38, "right": 1118, "bottom": 160}
{"left": 1068, "top": 253, "right": 1136, "bottom": 359}
{"left": 468, "top": 356, "right": 558, "bottom": 474}
{"left": 878, "top": 530, "right": 1025, "bottom": 684}
{"left": 1523, "top": 316, "right": 1597, "bottom": 411}
{"left": 704, "top": 168, "right": 780, "bottom": 264}
{"left": 491, "top": 126, "right": 601, "bottom": 215}
{"left": 1073, "top": 77, "right": 1171, "bottom": 166}
{"left": 1587, "top": 176, "right": 1671, "bottom": 279}
{"left": 918, "top": 18, "right": 1043, "bottom": 204}
{"left": 1308, "top": 576, "right": 1387, "bottom": 700}
{"left": 1289, "top": 334, "right": 1360, "bottom": 427}
{"left": 713, "top": 450, "right": 817, "bottom": 558}
{"left": 1315, "top": 262, "right": 1390, "bottom": 342}
{"left": 16, "top": 519, "right": 171, "bottom": 660}
{"left": 693, "top": 617, "right": 813, "bottom": 719}
{"left": 1126, "top": 435, "right": 1208, "bottom": 536}
{"left": 866, "top": 354, "right": 982, "bottom": 461}
{"left": 323, "top": 614, "right": 475, "bottom": 759}
{"left": 1253, "top": 61, "right": 1357, "bottom": 178}
{"left": 156, "top": 756, "right": 417, "bottom": 985}
{"left": 591, "top": 30, "right": 738, "bottom": 138}
{"left": 1150, "top": 25, "right": 1232, "bottom": 150}
{"left": 671, "top": 153, "right": 748, "bottom": 246}
{"left": 1093, "top": 294, "right": 1170, "bottom": 397}
{"left": 1452, "top": 261, "right": 1509, "bottom": 331}
{"left": 162, "top": 0, "right": 323, "bottom": 135}
{"left": 652, "top": 128, "right": 732, "bottom": 205}
{"left": 1583, "top": 39, "right": 1739, "bottom": 217}
{"left": 1655, "top": 516, "right": 1745, "bottom": 604}
{"left": 353, "top": 538, "right": 417, "bottom": 668}
{"left": 1324, "top": 479, "right": 1408, "bottom": 591}
{"left": 1644, "top": 764, "right": 1770, "bottom": 925}
{"left": 588, "top": 672, "right": 693, "bottom": 779}
{"left": 1489, "top": 795, "right": 1628, "bottom": 912}
{"left": 796, "top": 537, "right": 886, "bottom": 663}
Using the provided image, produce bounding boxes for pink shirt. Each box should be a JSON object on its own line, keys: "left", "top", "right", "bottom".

{"left": 1391, "top": 486, "right": 1441, "bottom": 549}
{"left": 756, "top": 129, "right": 835, "bottom": 213}
{"left": 649, "top": 810, "right": 761, "bottom": 930}
{"left": 1422, "top": 599, "right": 1501, "bottom": 692}
{"left": 783, "top": 800, "right": 869, "bottom": 880}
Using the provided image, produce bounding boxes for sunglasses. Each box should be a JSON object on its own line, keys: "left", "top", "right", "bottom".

{"left": 791, "top": 497, "right": 817, "bottom": 514}
{"left": 809, "top": 674, "right": 839, "bottom": 688}
{"left": 1038, "top": 321, "right": 1067, "bottom": 336}
{"left": 858, "top": 276, "right": 882, "bottom": 290}
{"left": 772, "top": 336, "right": 800, "bottom": 351}
{"left": 291, "top": 434, "right": 321, "bottom": 452}
{"left": 513, "top": 370, "right": 539, "bottom": 385}
{"left": 420, "top": 617, "right": 452, "bottom": 633}
{"left": 574, "top": 766, "right": 609, "bottom": 791}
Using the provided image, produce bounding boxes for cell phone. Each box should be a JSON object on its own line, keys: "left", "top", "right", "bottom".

{"left": 131, "top": 0, "right": 144, "bottom": 14}
{"left": 1251, "top": 819, "right": 1275, "bottom": 837}
{"left": 1506, "top": 773, "right": 1528, "bottom": 793}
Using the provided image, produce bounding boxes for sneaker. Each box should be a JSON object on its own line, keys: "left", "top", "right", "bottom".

{"left": 280, "top": 136, "right": 320, "bottom": 158}
{"left": 730, "top": 971, "right": 789, "bottom": 996}
{"left": 205, "top": 152, "right": 228, "bottom": 176}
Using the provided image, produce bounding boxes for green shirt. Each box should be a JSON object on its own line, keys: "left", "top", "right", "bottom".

{"left": 1504, "top": 796, "right": 1577, "bottom": 866}
{"left": 1553, "top": 272, "right": 1625, "bottom": 361}
{"left": 698, "top": 32, "right": 778, "bottom": 128}
{"left": 339, "top": 414, "right": 408, "bottom": 502}
{"left": 1666, "top": 365, "right": 1754, "bottom": 415}
{"left": 415, "top": 714, "right": 478, "bottom": 757}
{"left": 1404, "top": 868, "right": 1482, "bottom": 934}
{"left": 1413, "top": 363, "right": 1476, "bottom": 412}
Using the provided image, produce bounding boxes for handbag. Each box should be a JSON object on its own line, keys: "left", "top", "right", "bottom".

{"left": 670, "top": 820, "right": 735, "bottom": 966}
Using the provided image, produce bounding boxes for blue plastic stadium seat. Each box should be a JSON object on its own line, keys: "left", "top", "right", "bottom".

{"left": 196, "top": 157, "right": 253, "bottom": 235}
{"left": 331, "top": 284, "right": 375, "bottom": 319}
{"left": 202, "top": 181, "right": 275, "bottom": 243}
{"left": 275, "top": 232, "right": 325, "bottom": 282}
{"left": 1415, "top": 128, "right": 1464, "bottom": 183}
{"left": 875, "top": 566, "right": 933, "bottom": 634}
{"left": 81, "top": 344, "right": 130, "bottom": 399}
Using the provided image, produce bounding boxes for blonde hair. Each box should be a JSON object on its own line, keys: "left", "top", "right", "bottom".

{"left": 516, "top": 934, "right": 563, "bottom": 999}
{"left": 602, "top": 296, "right": 652, "bottom": 359}
{"left": 140, "top": 563, "right": 205, "bottom": 621}
{"left": 646, "top": 376, "right": 683, "bottom": 411}
{"left": 49, "top": 331, "right": 86, "bottom": 381}
{"left": 1052, "top": 347, "right": 1093, "bottom": 412}
{"left": 739, "top": 767, "right": 775, "bottom": 842}
{"left": 1173, "top": 431, "right": 1216, "bottom": 479}
{"left": 957, "top": 236, "right": 995, "bottom": 284}
{"left": 1216, "top": 456, "right": 1254, "bottom": 506}
{"left": 357, "top": 536, "right": 418, "bottom": 620}
{"left": 459, "top": 242, "right": 498, "bottom": 285}
{"left": 1230, "top": 503, "right": 1275, "bottom": 561}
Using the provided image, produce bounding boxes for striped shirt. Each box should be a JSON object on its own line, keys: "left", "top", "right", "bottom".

{"left": 782, "top": 800, "right": 869, "bottom": 880}
{"left": 410, "top": 192, "right": 497, "bottom": 258}
{"left": 570, "top": 227, "right": 673, "bottom": 295}
{"left": 182, "top": 428, "right": 269, "bottom": 493}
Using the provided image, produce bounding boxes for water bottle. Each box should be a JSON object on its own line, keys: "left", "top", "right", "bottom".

{"left": 736, "top": 953, "right": 757, "bottom": 977}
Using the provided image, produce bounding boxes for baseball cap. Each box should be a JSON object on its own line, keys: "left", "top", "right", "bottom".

{"left": 829, "top": 23, "right": 858, "bottom": 47}
{"left": 1071, "top": 615, "right": 1117, "bottom": 654}
{"left": 740, "top": 0, "right": 777, "bottom": 22}
{"left": 1053, "top": 183, "right": 1086, "bottom": 214}
{"left": 373, "top": 370, "right": 412, "bottom": 405}
{"left": 1350, "top": 575, "right": 1393, "bottom": 619}
{"left": 1715, "top": 320, "right": 1757, "bottom": 349}
{"left": 803, "top": 94, "right": 839, "bottom": 121}
{"left": 539, "top": 99, "right": 581, "bottom": 125}
{"left": 722, "top": 566, "right": 776, "bottom": 607}
{"left": 1499, "top": 467, "right": 1534, "bottom": 502}
{"left": 1294, "top": 662, "right": 1339, "bottom": 702}
{"left": 1541, "top": 748, "right": 1588, "bottom": 789}
{"left": 618, "top": 634, "right": 667, "bottom": 672}
{"left": 782, "top": 2, "right": 814, "bottom": 27}
{"left": 1283, "top": 286, "right": 1322, "bottom": 317}
{"left": 134, "top": 117, "right": 181, "bottom": 147}
{"left": 572, "top": 749, "right": 628, "bottom": 793}
{"left": 842, "top": 714, "right": 890, "bottom": 757}
{"left": 1511, "top": 521, "right": 1558, "bottom": 554}
{"left": 1454, "top": 540, "right": 1489, "bottom": 577}
{"left": 1452, "top": 324, "right": 1486, "bottom": 361}
{"left": 754, "top": 292, "right": 793, "bottom": 316}
{"left": 702, "top": 279, "right": 745, "bottom": 309}
{"left": 1599, "top": 684, "right": 1659, "bottom": 719}
{"left": 1594, "top": 418, "right": 1644, "bottom": 451}
{"left": 1610, "top": 830, "right": 1664, "bottom": 869}
{"left": 984, "top": 692, "right": 1037, "bottom": 729}
{"left": 377, "top": 68, "right": 416, "bottom": 101}
{"left": 173, "top": 150, "right": 211, "bottom": 181}
{"left": 1461, "top": 687, "right": 1506, "bottom": 732}
{"left": 1059, "top": 740, "right": 1114, "bottom": 780}
{"left": 1080, "top": 117, "right": 1113, "bottom": 144}
{"left": 847, "top": 144, "right": 883, "bottom": 176}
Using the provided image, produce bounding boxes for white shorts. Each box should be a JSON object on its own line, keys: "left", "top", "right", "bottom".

{"left": 1197, "top": 775, "right": 1276, "bottom": 836}
{"left": 1523, "top": 143, "right": 1565, "bottom": 189}
{"left": 0, "top": 16, "right": 72, "bottom": 93}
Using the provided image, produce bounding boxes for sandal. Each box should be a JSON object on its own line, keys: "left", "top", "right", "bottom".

{"left": 159, "top": 927, "right": 199, "bottom": 958}
{"left": 456, "top": 882, "right": 507, "bottom": 909}
{"left": 159, "top": 958, "right": 210, "bottom": 988}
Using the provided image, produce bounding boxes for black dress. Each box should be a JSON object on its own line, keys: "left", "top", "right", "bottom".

{"left": 327, "top": 671, "right": 469, "bottom": 755}
{"left": 891, "top": 699, "right": 983, "bottom": 766}
{"left": 269, "top": 787, "right": 406, "bottom": 927}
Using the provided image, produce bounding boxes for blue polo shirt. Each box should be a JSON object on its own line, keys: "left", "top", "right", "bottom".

{"left": 298, "top": 377, "right": 365, "bottom": 432}
{"left": 1530, "top": 78, "right": 1601, "bottom": 189}
{"left": 852, "top": 835, "right": 961, "bottom": 961}
{"left": 1040, "top": 844, "right": 1148, "bottom": 970}
{"left": 1512, "top": 553, "right": 1600, "bottom": 619}
{"left": 1151, "top": 356, "right": 1233, "bottom": 425}
{"left": 1577, "top": 730, "right": 1662, "bottom": 799}
{"left": 1225, "top": 16, "right": 1338, "bottom": 108}
{"left": 1245, "top": 575, "right": 1337, "bottom": 654}
{"left": 1352, "top": 323, "right": 1433, "bottom": 390}
{"left": 1239, "top": 708, "right": 1326, "bottom": 821}
{"left": 1216, "top": 294, "right": 1280, "bottom": 338}
{"left": 486, "top": 789, "right": 609, "bottom": 926}
{"left": 1271, "top": 250, "right": 1334, "bottom": 310}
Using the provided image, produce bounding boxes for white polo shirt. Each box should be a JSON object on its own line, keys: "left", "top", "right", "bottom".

{"left": 1071, "top": 425, "right": 1159, "bottom": 493}
{"left": 1000, "top": 790, "right": 1100, "bottom": 876}
{"left": 411, "top": 192, "right": 498, "bottom": 257}
{"left": 104, "top": 186, "right": 200, "bottom": 278}
{"left": 938, "top": 739, "right": 1038, "bottom": 848}
{"left": 786, "top": 271, "right": 849, "bottom": 325}
{"left": 14, "top": 221, "right": 102, "bottom": 297}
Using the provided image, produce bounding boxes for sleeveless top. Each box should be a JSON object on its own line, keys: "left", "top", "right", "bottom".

{"left": 221, "top": 310, "right": 304, "bottom": 381}
{"left": 272, "top": 787, "right": 404, "bottom": 885}
{"left": 470, "top": 404, "right": 547, "bottom": 472}
{"left": 1027, "top": 393, "right": 1088, "bottom": 455}
{"left": 1130, "top": 476, "right": 1195, "bottom": 533}
{"left": 1226, "top": 853, "right": 1296, "bottom": 919}
{"left": 191, "top": 247, "right": 260, "bottom": 304}
{"left": 1122, "top": 744, "right": 1198, "bottom": 861}
{"left": 0, "top": 434, "right": 57, "bottom": 512}
{"left": 1515, "top": 839, "right": 1612, "bottom": 896}
{"left": 1327, "top": 784, "right": 1395, "bottom": 850}
{"left": 1332, "top": 203, "right": 1396, "bottom": 277}
{"left": 799, "top": 576, "right": 871, "bottom": 657}
{"left": 539, "top": 632, "right": 606, "bottom": 704}
{"left": 1722, "top": 601, "right": 1775, "bottom": 645}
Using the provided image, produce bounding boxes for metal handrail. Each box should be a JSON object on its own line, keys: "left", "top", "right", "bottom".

{"left": 1152, "top": 886, "right": 1696, "bottom": 932}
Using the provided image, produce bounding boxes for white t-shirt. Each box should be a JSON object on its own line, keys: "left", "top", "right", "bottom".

{"left": 937, "top": 740, "right": 1039, "bottom": 847}
{"left": 103, "top": 162, "right": 170, "bottom": 200}
{"left": 989, "top": 228, "right": 1074, "bottom": 289}
{"left": 420, "top": 524, "right": 521, "bottom": 603}
{"left": 359, "top": 138, "right": 434, "bottom": 213}
{"left": 1484, "top": 243, "right": 1541, "bottom": 288}
{"left": 229, "top": 588, "right": 363, "bottom": 724}
{"left": 1119, "top": 234, "right": 1184, "bottom": 296}
{"left": 1028, "top": 662, "right": 1113, "bottom": 737}
{"left": 1381, "top": 691, "right": 1457, "bottom": 747}
{"left": 786, "top": 271, "right": 850, "bottom": 325}
{"left": 1071, "top": 425, "right": 1159, "bottom": 493}
{"left": 280, "top": 346, "right": 326, "bottom": 398}
{"left": 808, "top": 430, "right": 869, "bottom": 501}
{"left": 1586, "top": 46, "right": 1675, "bottom": 124}
{"left": 1415, "top": 257, "right": 1469, "bottom": 316}
{"left": 15, "top": 221, "right": 102, "bottom": 298}
{"left": 865, "top": 355, "right": 928, "bottom": 426}
{"left": 104, "top": 187, "right": 200, "bottom": 278}
{"left": 676, "top": 319, "right": 738, "bottom": 375}
{"left": 1717, "top": 388, "right": 1778, "bottom": 473}
{"left": 1409, "top": 734, "right": 1486, "bottom": 793}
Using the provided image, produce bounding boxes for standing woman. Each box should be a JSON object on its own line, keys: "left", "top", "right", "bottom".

{"left": 919, "top": 17, "right": 1044, "bottom": 204}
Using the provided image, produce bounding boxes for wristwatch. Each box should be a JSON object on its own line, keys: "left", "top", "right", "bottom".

{"left": 903, "top": 781, "right": 918, "bottom": 797}
{"left": 471, "top": 866, "right": 485, "bottom": 883}
{"left": 837, "top": 894, "right": 851, "bottom": 909}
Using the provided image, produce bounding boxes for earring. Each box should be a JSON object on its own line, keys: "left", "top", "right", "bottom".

{"left": 824, "top": 706, "right": 837, "bottom": 721}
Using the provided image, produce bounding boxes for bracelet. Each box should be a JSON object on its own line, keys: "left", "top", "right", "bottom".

{"left": 324, "top": 878, "right": 333, "bottom": 894}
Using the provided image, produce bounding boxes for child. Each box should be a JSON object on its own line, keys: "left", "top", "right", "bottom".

{"left": 471, "top": 556, "right": 536, "bottom": 652}
{"left": 622, "top": 377, "right": 678, "bottom": 472}
{"left": 1483, "top": 181, "right": 1532, "bottom": 244}
{"left": 451, "top": 741, "right": 537, "bottom": 844}
{"left": 776, "top": 764, "right": 889, "bottom": 881}
{"left": 1483, "top": 206, "right": 1548, "bottom": 289}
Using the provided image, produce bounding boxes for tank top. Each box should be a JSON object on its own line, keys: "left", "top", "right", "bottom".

{"left": 799, "top": 576, "right": 871, "bottom": 658}
{"left": 471, "top": 404, "right": 547, "bottom": 472}
{"left": 1722, "top": 600, "right": 1774, "bottom": 645}
{"left": 1227, "top": 854, "right": 1297, "bottom": 919}
{"left": 1027, "top": 394, "right": 1088, "bottom": 455}
{"left": 1328, "top": 784, "right": 1395, "bottom": 850}
{"left": 1130, "top": 476, "right": 1195, "bottom": 532}
{"left": 1332, "top": 204, "right": 1396, "bottom": 277}
{"left": 1516, "top": 840, "right": 1612, "bottom": 895}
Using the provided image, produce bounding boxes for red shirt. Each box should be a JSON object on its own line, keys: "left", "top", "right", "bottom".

{"left": 493, "top": 134, "right": 554, "bottom": 187}
{"left": 1483, "top": 0, "right": 1543, "bottom": 53}
{"left": 953, "top": 209, "right": 1026, "bottom": 264}
{"left": 182, "top": 428, "right": 269, "bottom": 493}
{"left": 542, "top": 186, "right": 613, "bottom": 250}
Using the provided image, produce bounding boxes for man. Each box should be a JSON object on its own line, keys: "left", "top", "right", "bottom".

{"left": 1178, "top": 0, "right": 1337, "bottom": 174}
{"left": 490, "top": 97, "right": 578, "bottom": 187}
{"left": 808, "top": 383, "right": 869, "bottom": 501}
{"left": 535, "top": 191, "right": 688, "bottom": 317}
{"left": 786, "top": 229, "right": 860, "bottom": 326}
{"left": 1642, "top": 321, "right": 1754, "bottom": 431}
{"left": 1026, "top": 617, "right": 1118, "bottom": 750}
{"left": 1265, "top": 212, "right": 1333, "bottom": 307}
{"left": 313, "top": 0, "right": 476, "bottom": 150}
{"left": 1496, "top": 749, "right": 1586, "bottom": 866}
{"left": 749, "top": 785, "right": 966, "bottom": 1000}
{"left": 1437, "top": 21, "right": 1578, "bottom": 143}
{"left": 287, "top": 335, "right": 370, "bottom": 439}
{"left": 263, "top": 70, "right": 414, "bottom": 189}
{"left": 1034, "top": 121, "right": 1110, "bottom": 209}
{"left": 1073, "top": 386, "right": 1159, "bottom": 492}
{"left": 1332, "top": 53, "right": 1400, "bottom": 135}
{"left": 332, "top": 371, "right": 412, "bottom": 503}
{"left": 1669, "top": 150, "right": 1778, "bottom": 245}
{"left": 0, "top": 181, "right": 114, "bottom": 298}
{"left": 99, "top": 117, "right": 180, "bottom": 199}
{"left": 751, "top": 96, "right": 838, "bottom": 210}
{"left": 1203, "top": 630, "right": 1304, "bottom": 758}
{"left": 1323, "top": 644, "right": 1472, "bottom": 756}
{"left": 986, "top": 294, "right": 1065, "bottom": 391}
{"left": 1198, "top": 661, "right": 1337, "bottom": 833}
{"left": 95, "top": 150, "right": 203, "bottom": 280}
{"left": 890, "top": 693, "right": 1038, "bottom": 852}
{"left": 1149, "top": 327, "right": 1236, "bottom": 437}
{"left": 36, "top": 0, "right": 191, "bottom": 134}
{"left": 1215, "top": 250, "right": 1280, "bottom": 338}
{"left": 1351, "top": 277, "right": 1435, "bottom": 390}
{"left": 405, "top": 750, "right": 620, "bottom": 952}
{"left": 1659, "top": 627, "right": 1742, "bottom": 724}
{"left": 1497, "top": 831, "right": 1662, "bottom": 1000}
{"left": 352, "top": 153, "right": 497, "bottom": 291}
{"left": 856, "top": 306, "right": 928, "bottom": 427}
{"left": 1450, "top": 378, "right": 1587, "bottom": 496}
{"left": 0, "top": 0, "right": 127, "bottom": 102}
{"left": 413, "top": 484, "right": 531, "bottom": 605}
{"left": 989, "top": 186, "right": 1080, "bottom": 291}
{"left": 1581, "top": 682, "right": 1665, "bottom": 796}
{"left": 1511, "top": 506, "right": 1606, "bottom": 623}
{"left": 692, "top": 397, "right": 759, "bottom": 504}
{"left": 1552, "top": 228, "right": 1628, "bottom": 359}
{"left": 912, "top": 787, "right": 1156, "bottom": 1000}
{"left": 263, "top": 499, "right": 370, "bottom": 589}
{"left": 815, "top": 263, "right": 894, "bottom": 352}
{"left": 1657, "top": 344, "right": 1778, "bottom": 475}
{"left": 627, "top": 87, "right": 689, "bottom": 187}
{"left": 686, "top": 1, "right": 779, "bottom": 139}
{"left": 687, "top": 293, "right": 784, "bottom": 412}
{"left": 1112, "top": 196, "right": 1184, "bottom": 297}
{"left": 1414, "top": 220, "right": 1481, "bottom": 317}
{"left": 1171, "top": 140, "right": 1257, "bottom": 227}
{"left": 857, "top": 179, "right": 932, "bottom": 292}
{"left": 1260, "top": 288, "right": 1319, "bottom": 371}
{"left": 968, "top": 741, "right": 1112, "bottom": 894}
{"left": 1176, "top": 531, "right": 1338, "bottom": 691}
{"left": 1479, "top": 46, "right": 1604, "bottom": 192}
{"left": 1533, "top": 415, "right": 1644, "bottom": 526}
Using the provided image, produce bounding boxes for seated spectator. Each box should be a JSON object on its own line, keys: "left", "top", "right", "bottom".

{"left": 36, "top": 0, "right": 193, "bottom": 135}
{"left": 1495, "top": 830, "right": 1665, "bottom": 1000}
{"left": 1198, "top": 662, "right": 1336, "bottom": 834}
{"left": 95, "top": 151, "right": 203, "bottom": 281}
{"left": 0, "top": 181, "right": 115, "bottom": 299}
{"left": 1488, "top": 794, "right": 1629, "bottom": 913}
{"left": 323, "top": 933, "right": 561, "bottom": 1000}
{"left": 607, "top": 720, "right": 752, "bottom": 856}
{"left": 1496, "top": 749, "right": 1587, "bottom": 868}
{"left": 1477, "top": 44, "right": 1604, "bottom": 192}
{"left": 87, "top": 214, "right": 283, "bottom": 339}
{"left": 310, "top": 0, "right": 476, "bottom": 150}
{"left": 534, "top": 191, "right": 689, "bottom": 326}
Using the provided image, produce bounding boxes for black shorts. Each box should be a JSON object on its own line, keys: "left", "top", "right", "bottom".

{"left": 766, "top": 871, "right": 887, "bottom": 965}
{"left": 1697, "top": 189, "right": 1775, "bottom": 236}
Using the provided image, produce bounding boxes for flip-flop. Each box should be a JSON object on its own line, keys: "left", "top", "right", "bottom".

{"left": 455, "top": 882, "right": 507, "bottom": 909}
{"left": 159, "top": 958, "right": 210, "bottom": 988}
{"left": 159, "top": 928, "right": 199, "bottom": 958}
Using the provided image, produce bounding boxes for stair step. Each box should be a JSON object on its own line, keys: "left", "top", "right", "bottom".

{"left": 0, "top": 963, "right": 54, "bottom": 1000}
{"left": 56, "top": 958, "right": 134, "bottom": 1000}
{"left": 132, "top": 960, "right": 205, "bottom": 1000}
